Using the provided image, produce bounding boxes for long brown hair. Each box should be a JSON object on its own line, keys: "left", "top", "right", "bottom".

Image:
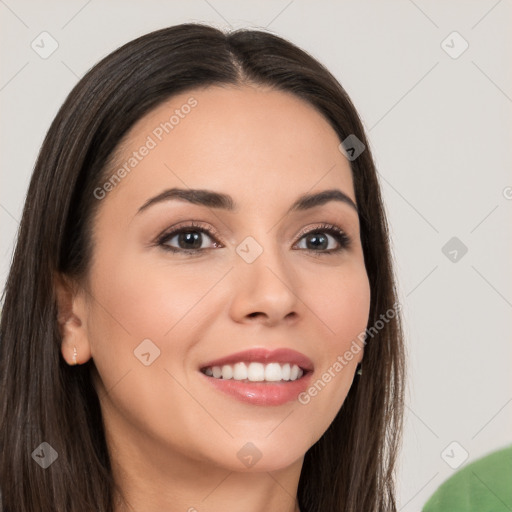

{"left": 0, "top": 23, "right": 406, "bottom": 511}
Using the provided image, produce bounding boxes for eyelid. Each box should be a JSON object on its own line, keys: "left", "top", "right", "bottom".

{"left": 156, "top": 220, "right": 224, "bottom": 246}
{"left": 156, "top": 220, "right": 352, "bottom": 254}
{"left": 293, "top": 222, "right": 352, "bottom": 252}
{"left": 294, "top": 222, "right": 348, "bottom": 242}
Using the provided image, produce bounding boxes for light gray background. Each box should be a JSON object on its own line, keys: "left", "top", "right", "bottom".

{"left": 1, "top": 1, "right": 511, "bottom": 509}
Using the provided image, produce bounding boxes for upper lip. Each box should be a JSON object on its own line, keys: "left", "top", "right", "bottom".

{"left": 200, "top": 348, "right": 314, "bottom": 372}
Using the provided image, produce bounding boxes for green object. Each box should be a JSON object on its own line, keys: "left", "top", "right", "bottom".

{"left": 422, "top": 444, "right": 512, "bottom": 512}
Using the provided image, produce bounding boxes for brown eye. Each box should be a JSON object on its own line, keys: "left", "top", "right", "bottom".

{"left": 163, "top": 230, "right": 211, "bottom": 251}
{"left": 157, "top": 222, "right": 222, "bottom": 255}
{"left": 156, "top": 221, "right": 351, "bottom": 257}
{"left": 295, "top": 224, "right": 351, "bottom": 254}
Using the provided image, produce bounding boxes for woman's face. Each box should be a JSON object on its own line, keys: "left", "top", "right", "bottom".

{"left": 67, "top": 85, "right": 370, "bottom": 473}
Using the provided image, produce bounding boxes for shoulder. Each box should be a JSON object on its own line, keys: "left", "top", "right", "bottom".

{"left": 422, "top": 444, "right": 512, "bottom": 512}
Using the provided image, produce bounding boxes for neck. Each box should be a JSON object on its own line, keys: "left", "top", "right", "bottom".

{"left": 108, "top": 430, "right": 303, "bottom": 512}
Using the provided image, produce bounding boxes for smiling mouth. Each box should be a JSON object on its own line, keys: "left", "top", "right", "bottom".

{"left": 200, "top": 361, "right": 310, "bottom": 382}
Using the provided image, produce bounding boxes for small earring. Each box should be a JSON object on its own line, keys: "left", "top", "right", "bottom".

{"left": 356, "top": 363, "right": 362, "bottom": 376}
{"left": 72, "top": 346, "right": 79, "bottom": 366}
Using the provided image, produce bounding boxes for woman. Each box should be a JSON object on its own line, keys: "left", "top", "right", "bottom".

{"left": 0, "top": 23, "right": 406, "bottom": 512}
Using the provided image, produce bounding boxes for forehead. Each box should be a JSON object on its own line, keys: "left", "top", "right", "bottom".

{"left": 100, "top": 85, "right": 356, "bottom": 217}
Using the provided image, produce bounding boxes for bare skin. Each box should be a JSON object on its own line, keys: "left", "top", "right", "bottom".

{"left": 55, "top": 84, "right": 371, "bottom": 512}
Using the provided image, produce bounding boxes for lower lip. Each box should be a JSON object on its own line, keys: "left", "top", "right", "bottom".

{"left": 200, "top": 371, "right": 313, "bottom": 406}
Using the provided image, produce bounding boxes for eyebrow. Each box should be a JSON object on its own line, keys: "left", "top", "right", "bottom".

{"left": 136, "top": 187, "right": 358, "bottom": 215}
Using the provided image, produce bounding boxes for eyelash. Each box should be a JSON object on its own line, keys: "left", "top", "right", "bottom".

{"left": 156, "top": 221, "right": 351, "bottom": 257}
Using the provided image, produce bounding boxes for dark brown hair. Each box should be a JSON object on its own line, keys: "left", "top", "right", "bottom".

{"left": 0, "top": 23, "right": 405, "bottom": 511}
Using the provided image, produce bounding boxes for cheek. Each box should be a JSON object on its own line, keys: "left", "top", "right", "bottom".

{"left": 88, "top": 252, "right": 212, "bottom": 341}
{"left": 85, "top": 253, "right": 219, "bottom": 439}
{"left": 294, "top": 261, "right": 370, "bottom": 428}
{"left": 307, "top": 260, "right": 371, "bottom": 349}
{"left": 85, "top": 250, "right": 231, "bottom": 384}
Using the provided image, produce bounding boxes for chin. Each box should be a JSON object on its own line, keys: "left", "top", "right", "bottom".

{"left": 208, "top": 437, "right": 309, "bottom": 473}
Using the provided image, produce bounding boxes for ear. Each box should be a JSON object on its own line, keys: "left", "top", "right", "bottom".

{"left": 54, "top": 272, "right": 92, "bottom": 366}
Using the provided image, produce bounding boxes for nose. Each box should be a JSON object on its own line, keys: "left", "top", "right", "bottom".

{"left": 229, "top": 242, "right": 300, "bottom": 327}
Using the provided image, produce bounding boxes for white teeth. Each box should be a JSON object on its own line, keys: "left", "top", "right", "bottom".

{"left": 233, "top": 362, "right": 248, "bottom": 380}
{"left": 202, "top": 362, "right": 305, "bottom": 382}
{"left": 264, "top": 362, "right": 282, "bottom": 381}
{"left": 247, "top": 362, "right": 265, "bottom": 381}
{"left": 221, "top": 364, "right": 233, "bottom": 379}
